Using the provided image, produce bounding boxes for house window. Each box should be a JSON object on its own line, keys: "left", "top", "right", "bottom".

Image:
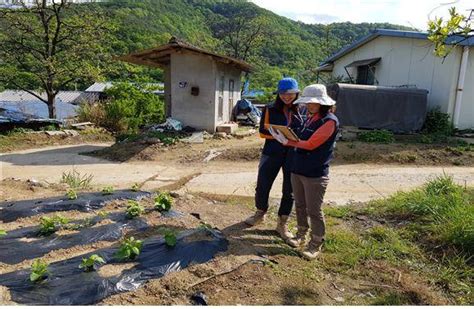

{"left": 356, "top": 65, "right": 376, "bottom": 85}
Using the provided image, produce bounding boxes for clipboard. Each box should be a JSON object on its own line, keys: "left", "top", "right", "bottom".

{"left": 269, "top": 125, "right": 300, "bottom": 142}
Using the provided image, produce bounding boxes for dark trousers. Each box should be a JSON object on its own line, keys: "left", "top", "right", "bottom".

{"left": 255, "top": 153, "right": 294, "bottom": 216}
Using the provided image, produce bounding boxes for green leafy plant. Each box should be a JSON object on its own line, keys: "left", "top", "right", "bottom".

{"left": 39, "top": 215, "right": 69, "bottom": 236}
{"left": 102, "top": 186, "right": 114, "bottom": 195}
{"left": 164, "top": 230, "right": 177, "bottom": 247}
{"left": 422, "top": 107, "right": 454, "bottom": 140}
{"left": 358, "top": 130, "right": 395, "bottom": 144}
{"left": 60, "top": 169, "right": 93, "bottom": 189}
{"left": 30, "top": 259, "right": 49, "bottom": 282}
{"left": 0, "top": 229, "right": 7, "bottom": 237}
{"left": 154, "top": 192, "right": 173, "bottom": 212}
{"left": 131, "top": 183, "right": 140, "bottom": 192}
{"left": 116, "top": 237, "right": 143, "bottom": 261}
{"left": 66, "top": 188, "right": 78, "bottom": 200}
{"left": 79, "top": 254, "right": 106, "bottom": 272}
{"left": 126, "top": 200, "right": 144, "bottom": 219}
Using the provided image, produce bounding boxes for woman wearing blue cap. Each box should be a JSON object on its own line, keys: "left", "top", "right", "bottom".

{"left": 270, "top": 84, "right": 339, "bottom": 260}
{"left": 244, "top": 77, "right": 301, "bottom": 243}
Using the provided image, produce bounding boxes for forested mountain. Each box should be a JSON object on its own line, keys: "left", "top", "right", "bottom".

{"left": 1, "top": 0, "right": 417, "bottom": 91}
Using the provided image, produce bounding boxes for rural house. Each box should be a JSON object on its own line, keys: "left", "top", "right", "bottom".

{"left": 317, "top": 29, "right": 474, "bottom": 130}
{"left": 119, "top": 37, "right": 252, "bottom": 132}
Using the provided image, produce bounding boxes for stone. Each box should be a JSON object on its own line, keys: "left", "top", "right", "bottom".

{"left": 216, "top": 123, "right": 238, "bottom": 134}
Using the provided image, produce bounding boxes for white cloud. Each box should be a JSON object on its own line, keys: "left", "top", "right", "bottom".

{"left": 250, "top": 0, "right": 473, "bottom": 30}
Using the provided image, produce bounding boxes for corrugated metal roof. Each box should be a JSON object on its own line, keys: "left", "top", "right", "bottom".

{"left": 85, "top": 82, "right": 165, "bottom": 93}
{"left": 321, "top": 29, "right": 474, "bottom": 65}
{"left": 0, "top": 90, "right": 97, "bottom": 104}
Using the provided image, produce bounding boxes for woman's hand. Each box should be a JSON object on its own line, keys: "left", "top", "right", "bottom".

{"left": 269, "top": 127, "right": 289, "bottom": 145}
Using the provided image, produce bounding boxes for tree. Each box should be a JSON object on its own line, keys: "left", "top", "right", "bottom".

{"left": 428, "top": 7, "right": 473, "bottom": 57}
{"left": 208, "top": 1, "right": 271, "bottom": 61}
{"left": 0, "top": 0, "right": 112, "bottom": 118}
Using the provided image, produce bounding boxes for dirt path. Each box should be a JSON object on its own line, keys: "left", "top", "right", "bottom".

{"left": 0, "top": 144, "right": 193, "bottom": 191}
{"left": 1, "top": 144, "right": 473, "bottom": 205}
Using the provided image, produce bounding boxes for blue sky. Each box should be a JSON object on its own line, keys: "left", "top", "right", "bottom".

{"left": 250, "top": 0, "right": 473, "bottom": 30}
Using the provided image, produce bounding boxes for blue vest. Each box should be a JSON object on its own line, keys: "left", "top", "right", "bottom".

{"left": 260, "top": 104, "right": 300, "bottom": 156}
{"left": 292, "top": 113, "right": 339, "bottom": 178}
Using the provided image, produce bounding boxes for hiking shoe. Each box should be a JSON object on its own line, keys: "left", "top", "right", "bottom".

{"left": 301, "top": 240, "right": 323, "bottom": 260}
{"left": 276, "top": 215, "right": 294, "bottom": 241}
{"left": 286, "top": 227, "right": 308, "bottom": 248}
{"left": 244, "top": 210, "right": 266, "bottom": 226}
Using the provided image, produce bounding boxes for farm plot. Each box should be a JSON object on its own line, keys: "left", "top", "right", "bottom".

{"left": 0, "top": 190, "right": 227, "bottom": 305}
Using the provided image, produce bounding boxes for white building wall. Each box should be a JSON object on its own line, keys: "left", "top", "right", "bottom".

{"left": 458, "top": 48, "right": 474, "bottom": 129}
{"left": 214, "top": 63, "right": 242, "bottom": 126}
{"left": 331, "top": 36, "right": 464, "bottom": 118}
{"left": 170, "top": 52, "right": 217, "bottom": 132}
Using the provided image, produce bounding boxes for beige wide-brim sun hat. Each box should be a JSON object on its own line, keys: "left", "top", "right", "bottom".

{"left": 293, "top": 84, "right": 336, "bottom": 106}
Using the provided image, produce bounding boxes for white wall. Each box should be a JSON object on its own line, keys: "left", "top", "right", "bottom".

{"left": 457, "top": 48, "right": 474, "bottom": 129}
{"left": 214, "top": 63, "right": 242, "bottom": 126}
{"left": 170, "top": 52, "right": 217, "bottom": 132}
{"left": 332, "top": 36, "right": 463, "bottom": 115}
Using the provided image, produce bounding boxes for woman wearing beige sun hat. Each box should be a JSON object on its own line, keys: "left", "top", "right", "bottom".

{"left": 269, "top": 84, "right": 338, "bottom": 260}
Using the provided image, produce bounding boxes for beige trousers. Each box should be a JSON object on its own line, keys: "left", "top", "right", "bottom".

{"left": 290, "top": 173, "right": 329, "bottom": 243}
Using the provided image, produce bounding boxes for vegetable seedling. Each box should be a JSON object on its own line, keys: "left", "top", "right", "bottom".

{"left": 164, "top": 230, "right": 177, "bottom": 247}
{"left": 66, "top": 188, "right": 78, "bottom": 200}
{"left": 154, "top": 192, "right": 173, "bottom": 212}
{"left": 79, "top": 254, "right": 105, "bottom": 272}
{"left": 30, "top": 259, "right": 49, "bottom": 282}
{"left": 131, "top": 183, "right": 140, "bottom": 192}
{"left": 39, "top": 215, "right": 69, "bottom": 236}
{"left": 102, "top": 186, "right": 114, "bottom": 195}
{"left": 116, "top": 237, "right": 143, "bottom": 261}
{"left": 126, "top": 200, "right": 144, "bottom": 218}
{"left": 97, "top": 210, "right": 109, "bottom": 219}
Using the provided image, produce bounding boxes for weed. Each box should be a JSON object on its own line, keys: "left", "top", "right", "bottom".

{"left": 79, "top": 254, "right": 105, "bottom": 272}
{"left": 358, "top": 130, "right": 394, "bottom": 144}
{"left": 66, "top": 188, "right": 78, "bottom": 200}
{"left": 116, "top": 237, "right": 142, "bottom": 261}
{"left": 154, "top": 192, "right": 173, "bottom": 212}
{"left": 39, "top": 215, "right": 69, "bottom": 236}
{"left": 325, "top": 206, "right": 352, "bottom": 219}
{"left": 30, "top": 259, "right": 49, "bottom": 282}
{"left": 371, "top": 291, "right": 418, "bottom": 305}
{"left": 60, "top": 169, "right": 93, "bottom": 189}
{"left": 126, "top": 200, "right": 144, "bottom": 218}
{"left": 102, "top": 186, "right": 114, "bottom": 195}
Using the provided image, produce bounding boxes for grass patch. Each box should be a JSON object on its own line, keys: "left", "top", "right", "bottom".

{"left": 358, "top": 130, "right": 395, "bottom": 144}
{"left": 325, "top": 206, "right": 351, "bottom": 219}
{"left": 60, "top": 169, "right": 93, "bottom": 190}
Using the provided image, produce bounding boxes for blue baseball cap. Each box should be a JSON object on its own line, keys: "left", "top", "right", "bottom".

{"left": 276, "top": 77, "right": 299, "bottom": 94}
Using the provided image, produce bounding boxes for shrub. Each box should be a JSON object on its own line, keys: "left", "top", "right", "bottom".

{"left": 358, "top": 130, "right": 394, "bottom": 144}
{"left": 78, "top": 83, "right": 165, "bottom": 134}
{"left": 422, "top": 108, "right": 453, "bottom": 136}
{"left": 30, "top": 259, "right": 49, "bottom": 282}
{"left": 154, "top": 192, "right": 173, "bottom": 212}
{"left": 116, "top": 237, "right": 143, "bottom": 261}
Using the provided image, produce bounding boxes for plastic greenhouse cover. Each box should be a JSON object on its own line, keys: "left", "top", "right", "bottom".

{"left": 0, "top": 213, "right": 149, "bottom": 264}
{"left": 0, "top": 229, "right": 228, "bottom": 305}
{"left": 0, "top": 190, "right": 151, "bottom": 223}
